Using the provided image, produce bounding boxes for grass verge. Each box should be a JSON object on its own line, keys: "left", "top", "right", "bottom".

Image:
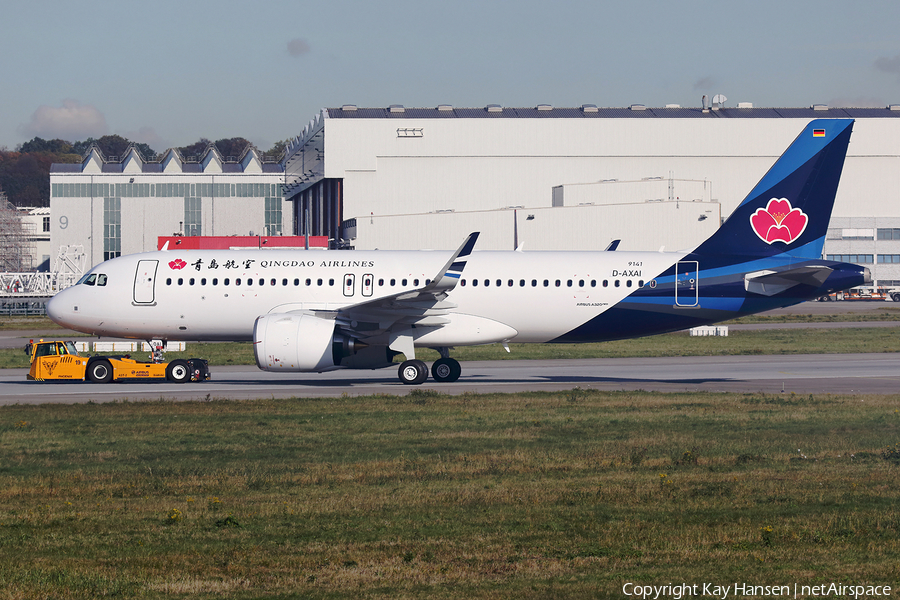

{"left": 1, "top": 390, "right": 899, "bottom": 599}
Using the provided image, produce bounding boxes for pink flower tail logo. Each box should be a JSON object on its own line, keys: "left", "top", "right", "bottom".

{"left": 168, "top": 259, "right": 187, "bottom": 270}
{"left": 750, "top": 198, "right": 808, "bottom": 245}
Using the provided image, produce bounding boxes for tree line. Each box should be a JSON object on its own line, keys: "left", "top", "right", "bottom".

{"left": 0, "top": 135, "right": 288, "bottom": 207}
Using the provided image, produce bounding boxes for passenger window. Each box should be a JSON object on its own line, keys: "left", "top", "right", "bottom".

{"left": 638, "top": 280, "right": 644, "bottom": 287}
{"left": 166, "top": 278, "right": 172, "bottom": 285}
{"left": 306, "top": 278, "right": 311, "bottom": 286}
{"left": 378, "top": 278, "right": 384, "bottom": 286}
{"left": 317, "top": 279, "right": 323, "bottom": 286}
{"left": 543, "top": 280, "right": 549, "bottom": 287}
{"left": 626, "top": 280, "right": 633, "bottom": 287}
{"left": 615, "top": 280, "right": 620, "bottom": 287}
{"left": 567, "top": 280, "right": 572, "bottom": 287}
{"left": 390, "top": 279, "right": 396, "bottom": 286}
{"left": 329, "top": 278, "right": 335, "bottom": 286}
{"left": 603, "top": 280, "right": 608, "bottom": 287}
{"left": 484, "top": 279, "right": 490, "bottom": 287}
{"left": 591, "top": 280, "right": 596, "bottom": 287}
{"left": 246, "top": 279, "right": 252, "bottom": 286}
{"left": 236, "top": 279, "right": 241, "bottom": 286}
{"left": 461, "top": 279, "right": 467, "bottom": 286}
{"left": 402, "top": 279, "right": 408, "bottom": 286}
{"left": 178, "top": 278, "right": 184, "bottom": 285}
{"left": 212, "top": 278, "right": 218, "bottom": 286}
{"left": 189, "top": 278, "right": 195, "bottom": 285}
{"left": 201, "top": 278, "right": 207, "bottom": 285}
{"left": 293, "top": 279, "right": 299, "bottom": 286}
{"left": 473, "top": 279, "right": 478, "bottom": 287}
{"left": 496, "top": 279, "right": 502, "bottom": 287}
{"left": 224, "top": 278, "right": 230, "bottom": 286}
{"left": 578, "top": 280, "right": 584, "bottom": 287}
{"left": 519, "top": 279, "right": 525, "bottom": 287}
{"left": 413, "top": 279, "right": 419, "bottom": 286}
{"left": 532, "top": 280, "right": 537, "bottom": 287}
{"left": 555, "top": 280, "right": 561, "bottom": 287}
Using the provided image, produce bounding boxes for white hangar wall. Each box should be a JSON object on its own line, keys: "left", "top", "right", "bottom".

{"left": 322, "top": 117, "right": 804, "bottom": 217}
{"left": 349, "top": 200, "right": 720, "bottom": 252}
{"left": 317, "top": 113, "right": 900, "bottom": 220}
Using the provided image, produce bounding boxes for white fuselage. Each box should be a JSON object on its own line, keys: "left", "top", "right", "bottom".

{"left": 47, "top": 248, "right": 687, "bottom": 345}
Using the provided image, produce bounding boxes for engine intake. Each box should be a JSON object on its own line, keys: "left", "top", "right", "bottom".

{"left": 253, "top": 313, "right": 391, "bottom": 372}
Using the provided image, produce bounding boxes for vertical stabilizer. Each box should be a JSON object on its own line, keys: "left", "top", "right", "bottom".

{"left": 694, "top": 119, "right": 853, "bottom": 263}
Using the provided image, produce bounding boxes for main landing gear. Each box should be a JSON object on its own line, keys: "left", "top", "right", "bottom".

{"left": 397, "top": 356, "right": 462, "bottom": 385}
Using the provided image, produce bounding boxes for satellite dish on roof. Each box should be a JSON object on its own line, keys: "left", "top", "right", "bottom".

{"left": 712, "top": 94, "right": 727, "bottom": 107}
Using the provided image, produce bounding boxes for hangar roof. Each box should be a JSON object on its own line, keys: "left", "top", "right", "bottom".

{"left": 326, "top": 105, "right": 900, "bottom": 119}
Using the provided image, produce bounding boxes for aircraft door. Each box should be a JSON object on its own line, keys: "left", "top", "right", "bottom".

{"left": 674, "top": 261, "right": 699, "bottom": 307}
{"left": 343, "top": 274, "right": 356, "bottom": 297}
{"left": 362, "top": 273, "right": 374, "bottom": 297}
{"left": 133, "top": 260, "right": 158, "bottom": 305}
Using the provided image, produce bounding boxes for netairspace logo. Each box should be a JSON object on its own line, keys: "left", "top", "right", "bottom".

{"left": 621, "top": 582, "right": 892, "bottom": 600}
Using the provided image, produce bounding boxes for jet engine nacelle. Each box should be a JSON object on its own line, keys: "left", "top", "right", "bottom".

{"left": 254, "top": 313, "right": 362, "bottom": 372}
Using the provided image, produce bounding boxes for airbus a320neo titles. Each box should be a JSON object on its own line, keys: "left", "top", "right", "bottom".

{"left": 48, "top": 119, "right": 869, "bottom": 385}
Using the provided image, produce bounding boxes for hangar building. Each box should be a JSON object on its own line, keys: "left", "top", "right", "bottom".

{"left": 282, "top": 104, "right": 900, "bottom": 285}
{"left": 50, "top": 144, "right": 290, "bottom": 267}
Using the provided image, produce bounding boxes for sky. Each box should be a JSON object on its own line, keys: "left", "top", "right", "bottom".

{"left": 2, "top": 0, "right": 900, "bottom": 154}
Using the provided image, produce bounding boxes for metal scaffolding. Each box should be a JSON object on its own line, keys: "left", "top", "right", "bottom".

{"left": 0, "top": 200, "right": 34, "bottom": 272}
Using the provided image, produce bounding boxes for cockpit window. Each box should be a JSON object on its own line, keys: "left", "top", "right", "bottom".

{"left": 78, "top": 273, "right": 97, "bottom": 286}
{"left": 97, "top": 274, "right": 108, "bottom": 286}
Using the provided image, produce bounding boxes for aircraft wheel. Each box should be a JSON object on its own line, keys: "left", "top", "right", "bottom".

{"left": 87, "top": 359, "right": 113, "bottom": 383}
{"left": 398, "top": 359, "right": 428, "bottom": 385}
{"left": 431, "top": 357, "right": 461, "bottom": 382}
{"left": 166, "top": 359, "right": 191, "bottom": 383}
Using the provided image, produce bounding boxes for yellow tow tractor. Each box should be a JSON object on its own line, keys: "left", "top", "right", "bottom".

{"left": 26, "top": 339, "right": 210, "bottom": 383}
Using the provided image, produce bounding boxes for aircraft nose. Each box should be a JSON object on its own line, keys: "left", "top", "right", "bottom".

{"left": 46, "top": 288, "right": 74, "bottom": 327}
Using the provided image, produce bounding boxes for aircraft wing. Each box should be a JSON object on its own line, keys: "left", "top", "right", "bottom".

{"left": 743, "top": 265, "right": 833, "bottom": 296}
{"left": 313, "top": 232, "right": 480, "bottom": 336}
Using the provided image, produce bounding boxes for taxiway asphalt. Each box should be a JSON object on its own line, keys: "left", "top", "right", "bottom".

{"left": 3, "top": 353, "right": 900, "bottom": 405}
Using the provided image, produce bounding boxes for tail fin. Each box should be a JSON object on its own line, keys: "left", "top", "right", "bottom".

{"left": 694, "top": 119, "right": 853, "bottom": 262}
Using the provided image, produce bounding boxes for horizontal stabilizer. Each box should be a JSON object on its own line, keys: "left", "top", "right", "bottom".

{"left": 744, "top": 265, "right": 833, "bottom": 296}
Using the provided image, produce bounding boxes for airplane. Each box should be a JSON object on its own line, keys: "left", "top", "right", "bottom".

{"left": 47, "top": 119, "right": 869, "bottom": 385}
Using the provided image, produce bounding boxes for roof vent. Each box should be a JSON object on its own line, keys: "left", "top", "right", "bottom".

{"left": 889, "top": 104, "right": 900, "bottom": 111}
{"left": 536, "top": 104, "right": 552, "bottom": 111}
{"left": 812, "top": 104, "right": 829, "bottom": 111}
{"left": 737, "top": 102, "right": 753, "bottom": 109}
{"left": 581, "top": 104, "right": 598, "bottom": 113}
{"left": 341, "top": 104, "right": 358, "bottom": 111}
{"left": 486, "top": 104, "right": 502, "bottom": 113}
{"left": 664, "top": 104, "right": 681, "bottom": 108}
{"left": 629, "top": 104, "right": 646, "bottom": 111}
{"left": 437, "top": 104, "right": 453, "bottom": 111}
{"left": 389, "top": 104, "right": 405, "bottom": 113}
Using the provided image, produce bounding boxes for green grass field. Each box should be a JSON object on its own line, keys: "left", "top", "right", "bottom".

{"left": 1, "top": 390, "right": 898, "bottom": 599}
